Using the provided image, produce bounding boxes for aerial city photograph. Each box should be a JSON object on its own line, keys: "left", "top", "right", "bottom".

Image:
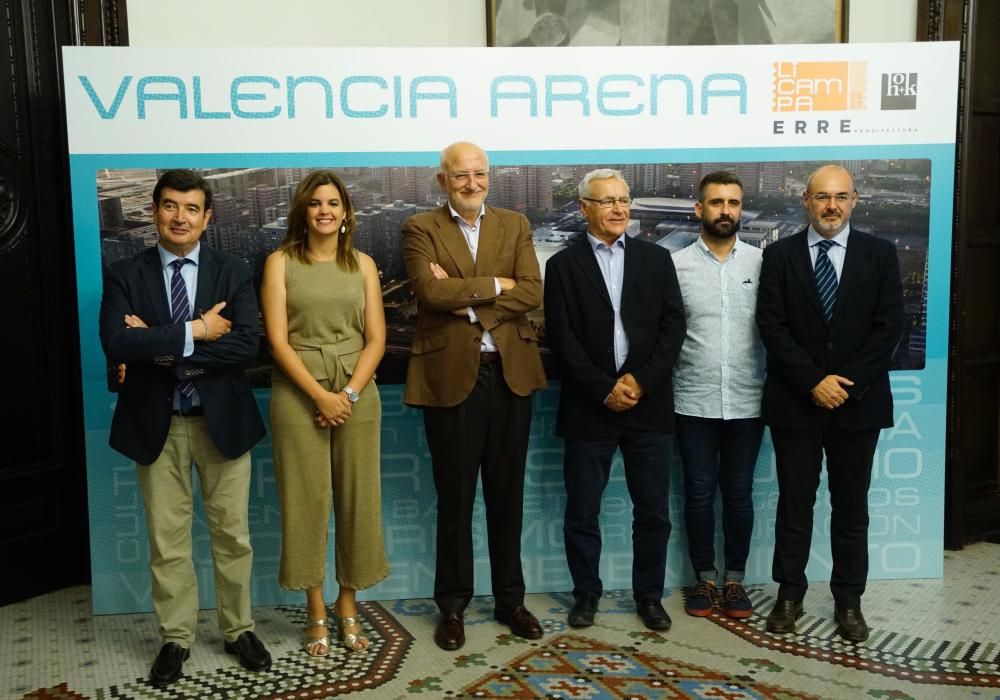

{"left": 96, "top": 158, "right": 930, "bottom": 386}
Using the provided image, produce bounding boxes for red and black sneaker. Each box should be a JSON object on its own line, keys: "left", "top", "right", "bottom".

{"left": 684, "top": 580, "right": 719, "bottom": 617}
{"left": 722, "top": 582, "right": 753, "bottom": 619}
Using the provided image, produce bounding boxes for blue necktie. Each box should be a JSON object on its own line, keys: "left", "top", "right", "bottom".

{"left": 169, "top": 259, "right": 196, "bottom": 409}
{"left": 814, "top": 239, "right": 838, "bottom": 322}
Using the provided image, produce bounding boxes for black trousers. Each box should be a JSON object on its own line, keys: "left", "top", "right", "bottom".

{"left": 423, "top": 360, "right": 532, "bottom": 615}
{"left": 770, "top": 416, "right": 880, "bottom": 609}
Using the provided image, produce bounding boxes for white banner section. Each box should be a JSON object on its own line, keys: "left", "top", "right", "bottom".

{"left": 64, "top": 44, "right": 957, "bottom": 155}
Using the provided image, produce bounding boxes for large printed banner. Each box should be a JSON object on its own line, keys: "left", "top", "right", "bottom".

{"left": 64, "top": 44, "right": 958, "bottom": 614}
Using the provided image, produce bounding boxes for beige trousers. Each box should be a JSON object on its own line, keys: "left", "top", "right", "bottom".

{"left": 271, "top": 377, "right": 389, "bottom": 591}
{"left": 136, "top": 415, "right": 255, "bottom": 646}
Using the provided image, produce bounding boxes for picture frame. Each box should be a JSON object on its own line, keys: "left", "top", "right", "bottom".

{"left": 486, "top": 0, "right": 847, "bottom": 47}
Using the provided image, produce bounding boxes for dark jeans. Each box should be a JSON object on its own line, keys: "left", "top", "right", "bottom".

{"left": 563, "top": 430, "right": 671, "bottom": 600}
{"left": 675, "top": 414, "right": 764, "bottom": 580}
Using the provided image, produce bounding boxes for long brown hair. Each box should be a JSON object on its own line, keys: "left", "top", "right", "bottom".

{"left": 279, "top": 170, "right": 359, "bottom": 271}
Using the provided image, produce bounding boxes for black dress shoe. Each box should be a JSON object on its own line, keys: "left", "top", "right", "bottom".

{"left": 434, "top": 611, "right": 465, "bottom": 651}
{"left": 495, "top": 605, "right": 544, "bottom": 639}
{"left": 568, "top": 593, "right": 599, "bottom": 628}
{"left": 635, "top": 597, "right": 672, "bottom": 631}
{"left": 765, "top": 599, "right": 803, "bottom": 634}
{"left": 224, "top": 631, "right": 272, "bottom": 671}
{"left": 149, "top": 642, "right": 189, "bottom": 686}
{"left": 834, "top": 606, "right": 870, "bottom": 642}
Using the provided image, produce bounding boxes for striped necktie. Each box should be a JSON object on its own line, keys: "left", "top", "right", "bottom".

{"left": 814, "top": 239, "right": 838, "bottom": 322}
{"left": 169, "top": 259, "right": 196, "bottom": 407}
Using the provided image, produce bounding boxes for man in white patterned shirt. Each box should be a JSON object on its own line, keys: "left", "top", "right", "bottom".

{"left": 672, "top": 171, "right": 766, "bottom": 620}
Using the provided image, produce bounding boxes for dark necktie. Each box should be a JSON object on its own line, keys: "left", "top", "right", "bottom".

{"left": 169, "top": 259, "right": 196, "bottom": 408}
{"left": 814, "top": 239, "right": 838, "bottom": 322}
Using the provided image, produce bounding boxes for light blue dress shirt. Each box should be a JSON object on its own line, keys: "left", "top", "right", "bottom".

{"left": 587, "top": 231, "right": 629, "bottom": 372}
{"left": 672, "top": 236, "right": 765, "bottom": 419}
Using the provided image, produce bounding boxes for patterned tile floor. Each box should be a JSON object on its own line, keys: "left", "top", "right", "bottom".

{"left": 3, "top": 543, "right": 999, "bottom": 699}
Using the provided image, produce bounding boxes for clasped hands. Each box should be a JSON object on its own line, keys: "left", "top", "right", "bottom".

{"left": 810, "top": 374, "right": 854, "bottom": 409}
{"left": 606, "top": 372, "right": 644, "bottom": 412}
{"left": 427, "top": 262, "right": 515, "bottom": 316}
{"left": 313, "top": 390, "right": 352, "bottom": 429}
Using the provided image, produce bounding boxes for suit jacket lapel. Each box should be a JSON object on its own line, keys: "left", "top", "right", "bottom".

{"left": 434, "top": 206, "right": 475, "bottom": 278}
{"left": 789, "top": 229, "right": 828, "bottom": 322}
{"left": 832, "top": 231, "right": 864, "bottom": 319}
{"left": 140, "top": 247, "right": 172, "bottom": 326}
{"left": 193, "top": 245, "right": 215, "bottom": 316}
{"left": 621, "top": 236, "right": 640, "bottom": 301}
{"left": 474, "top": 207, "right": 501, "bottom": 277}
{"left": 570, "top": 238, "right": 613, "bottom": 310}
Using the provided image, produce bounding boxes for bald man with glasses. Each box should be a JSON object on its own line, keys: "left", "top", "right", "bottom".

{"left": 756, "top": 164, "right": 903, "bottom": 642}
{"left": 402, "top": 141, "right": 547, "bottom": 651}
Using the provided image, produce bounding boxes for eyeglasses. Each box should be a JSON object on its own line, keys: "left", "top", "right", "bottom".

{"left": 447, "top": 170, "right": 489, "bottom": 184}
{"left": 805, "top": 192, "right": 853, "bottom": 204}
{"left": 582, "top": 197, "right": 633, "bottom": 209}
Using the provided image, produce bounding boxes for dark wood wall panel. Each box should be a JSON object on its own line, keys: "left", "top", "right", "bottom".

{"left": 958, "top": 248, "right": 999, "bottom": 357}
{"left": 0, "top": 0, "right": 126, "bottom": 605}
{"left": 941, "top": 0, "right": 1000, "bottom": 545}
{"left": 956, "top": 367, "right": 999, "bottom": 490}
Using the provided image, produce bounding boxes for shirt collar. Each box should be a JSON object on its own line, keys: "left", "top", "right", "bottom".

{"left": 158, "top": 241, "right": 201, "bottom": 269}
{"left": 807, "top": 224, "right": 851, "bottom": 248}
{"left": 586, "top": 231, "right": 626, "bottom": 252}
{"left": 448, "top": 202, "right": 485, "bottom": 228}
{"left": 695, "top": 234, "right": 742, "bottom": 260}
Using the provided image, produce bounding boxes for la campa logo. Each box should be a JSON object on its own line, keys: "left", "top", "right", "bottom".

{"left": 772, "top": 61, "right": 868, "bottom": 112}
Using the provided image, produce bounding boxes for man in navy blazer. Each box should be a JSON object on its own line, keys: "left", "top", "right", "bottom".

{"left": 99, "top": 170, "right": 270, "bottom": 685}
{"left": 756, "top": 164, "right": 903, "bottom": 642}
{"left": 544, "top": 169, "right": 686, "bottom": 631}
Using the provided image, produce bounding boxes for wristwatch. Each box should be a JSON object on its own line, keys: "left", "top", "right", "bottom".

{"left": 343, "top": 385, "right": 360, "bottom": 403}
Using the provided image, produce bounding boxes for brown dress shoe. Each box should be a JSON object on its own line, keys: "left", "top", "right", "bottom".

{"left": 834, "top": 606, "right": 869, "bottom": 642}
{"left": 765, "top": 599, "right": 803, "bottom": 634}
{"left": 434, "top": 611, "right": 465, "bottom": 651}
{"left": 495, "top": 605, "right": 544, "bottom": 639}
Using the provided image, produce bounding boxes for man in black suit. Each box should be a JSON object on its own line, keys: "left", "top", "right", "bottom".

{"left": 544, "top": 169, "right": 686, "bottom": 630}
{"left": 99, "top": 169, "right": 271, "bottom": 685}
{"left": 756, "top": 164, "right": 903, "bottom": 643}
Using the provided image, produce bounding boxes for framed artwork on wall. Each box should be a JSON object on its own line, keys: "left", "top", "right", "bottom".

{"left": 487, "top": 0, "right": 847, "bottom": 47}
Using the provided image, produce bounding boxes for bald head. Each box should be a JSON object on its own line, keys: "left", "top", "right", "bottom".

{"left": 802, "top": 164, "right": 858, "bottom": 238}
{"left": 439, "top": 141, "right": 489, "bottom": 174}
{"left": 805, "top": 164, "right": 855, "bottom": 194}
{"left": 437, "top": 141, "right": 490, "bottom": 223}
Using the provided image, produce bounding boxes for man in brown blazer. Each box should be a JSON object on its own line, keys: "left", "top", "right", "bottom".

{"left": 403, "top": 141, "right": 547, "bottom": 651}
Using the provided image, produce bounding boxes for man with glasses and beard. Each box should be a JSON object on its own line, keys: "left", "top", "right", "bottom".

{"left": 671, "top": 171, "right": 766, "bottom": 621}
{"left": 756, "top": 164, "right": 903, "bottom": 642}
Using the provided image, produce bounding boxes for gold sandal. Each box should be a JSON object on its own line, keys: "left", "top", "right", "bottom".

{"left": 334, "top": 613, "right": 369, "bottom": 652}
{"left": 304, "top": 618, "right": 330, "bottom": 657}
